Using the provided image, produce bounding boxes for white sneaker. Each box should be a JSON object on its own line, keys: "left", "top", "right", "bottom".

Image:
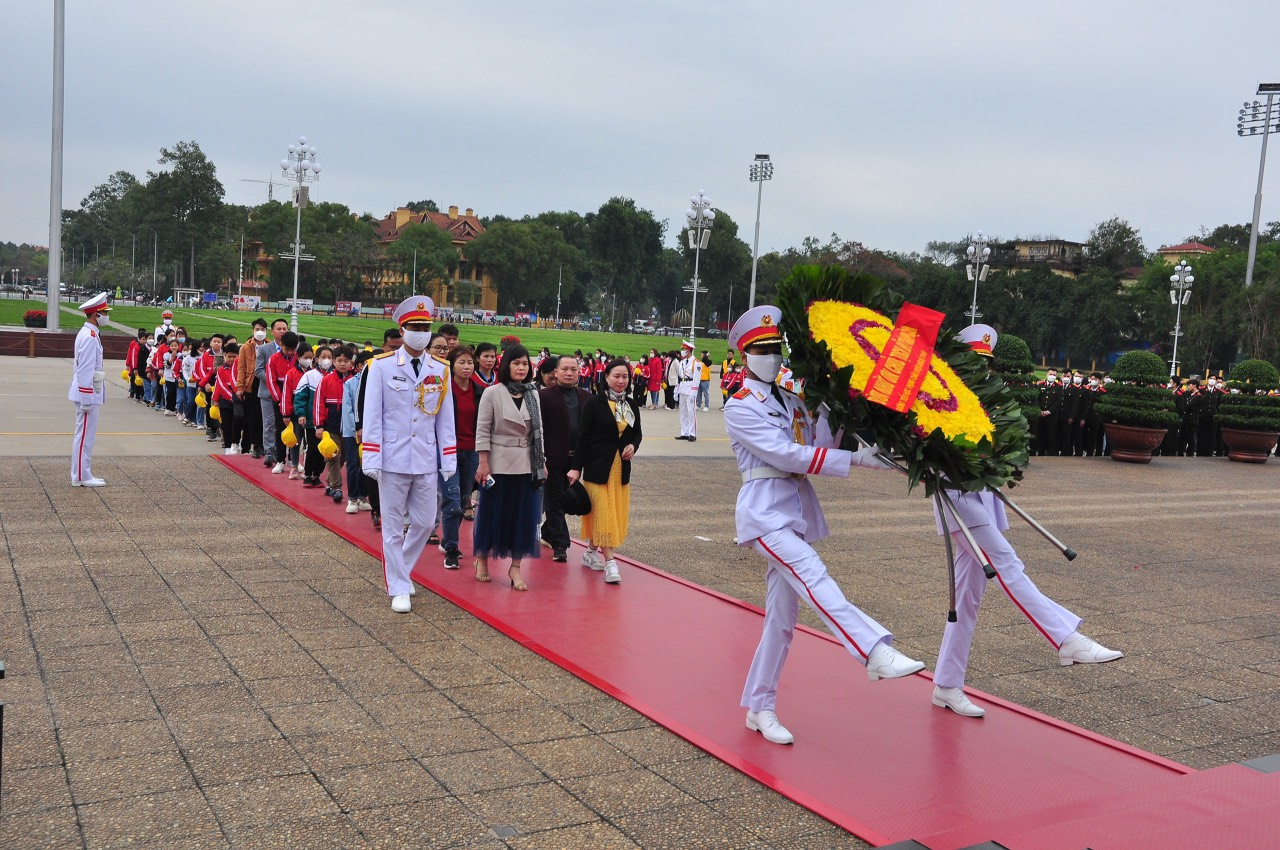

{"left": 271, "top": 462, "right": 285, "bottom": 474}
{"left": 288, "top": 467, "right": 301, "bottom": 480}
{"left": 390, "top": 594, "right": 412, "bottom": 613}
{"left": 357, "top": 499, "right": 372, "bottom": 511}
{"left": 223, "top": 447, "right": 234, "bottom": 455}
{"left": 581, "top": 548, "right": 606, "bottom": 571}
{"left": 345, "top": 500, "right": 359, "bottom": 514}
{"left": 604, "top": 560, "right": 621, "bottom": 584}
{"left": 72, "top": 477, "right": 106, "bottom": 488}
{"left": 228, "top": 445, "right": 241, "bottom": 455}
{"left": 1058, "top": 632, "right": 1124, "bottom": 666}
{"left": 745, "top": 709, "right": 794, "bottom": 745}
{"left": 866, "top": 642, "right": 925, "bottom": 681}
{"left": 932, "top": 686, "right": 985, "bottom": 717}
{"left": 702, "top": 406, "right": 709, "bottom": 412}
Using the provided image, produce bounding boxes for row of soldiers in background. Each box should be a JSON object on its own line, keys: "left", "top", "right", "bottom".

{"left": 1034, "top": 368, "right": 1230, "bottom": 458}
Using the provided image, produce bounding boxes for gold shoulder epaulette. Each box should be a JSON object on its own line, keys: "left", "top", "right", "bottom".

{"left": 373, "top": 350, "right": 396, "bottom": 360}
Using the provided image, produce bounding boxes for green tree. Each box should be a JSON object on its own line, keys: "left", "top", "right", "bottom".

{"left": 1085, "top": 216, "right": 1146, "bottom": 272}
{"left": 386, "top": 222, "right": 458, "bottom": 294}
{"left": 144, "top": 141, "right": 226, "bottom": 289}
{"left": 588, "top": 197, "right": 665, "bottom": 309}
{"left": 464, "top": 220, "right": 580, "bottom": 314}
{"left": 405, "top": 199, "right": 439, "bottom": 213}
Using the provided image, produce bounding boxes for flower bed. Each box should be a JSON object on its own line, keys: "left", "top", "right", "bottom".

{"left": 23, "top": 309, "right": 47, "bottom": 328}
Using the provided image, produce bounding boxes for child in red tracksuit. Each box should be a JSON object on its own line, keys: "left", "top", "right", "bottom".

{"left": 313, "top": 345, "right": 353, "bottom": 502}
{"left": 212, "top": 343, "right": 242, "bottom": 453}
{"left": 281, "top": 345, "right": 311, "bottom": 480}
{"left": 721, "top": 364, "right": 743, "bottom": 409}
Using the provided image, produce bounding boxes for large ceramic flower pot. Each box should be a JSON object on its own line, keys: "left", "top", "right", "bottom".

{"left": 1220, "top": 427, "right": 1279, "bottom": 464}
{"left": 1102, "top": 422, "right": 1168, "bottom": 464}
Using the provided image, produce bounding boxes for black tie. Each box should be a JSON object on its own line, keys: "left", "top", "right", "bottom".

{"left": 770, "top": 384, "right": 786, "bottom": 408}
{"left": 411, "top": 358, "right": 420, "bottom": 376}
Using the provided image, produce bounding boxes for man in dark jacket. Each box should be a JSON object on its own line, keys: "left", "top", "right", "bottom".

{"left": 539, "top": 355, "right": 592, "bottom": 561}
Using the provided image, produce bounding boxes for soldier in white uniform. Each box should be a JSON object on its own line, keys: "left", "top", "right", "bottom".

{"left": 931, "top": 325, "right": 1123, "bottom": 719}
{"left": 361, "top": 295, "right": 458, "bottom": 613}
{"left": 675, "top": 339, "right": 699, "bottom": 441}
{"left": 69, "top": 293, "right": 111, "bottom": 487}
{"left": 725, "top": 305, "right": 925, "bottom": 746}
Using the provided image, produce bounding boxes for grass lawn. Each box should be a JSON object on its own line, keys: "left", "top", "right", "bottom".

{"left": 0, "top": 298, "right": 61, "bottom": 328}
{"left": 86, "top": 304, "right": 731, "bottom": 362}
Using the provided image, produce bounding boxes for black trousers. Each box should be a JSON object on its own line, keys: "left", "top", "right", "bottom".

{"left": 241, "top": 394, "right": 262, "bottom": 452}
{"left": 540, "top": 463, "right": 572, "bottom": 551}
{"left": 218, "top": 400, "right": 242, "bottom": 449}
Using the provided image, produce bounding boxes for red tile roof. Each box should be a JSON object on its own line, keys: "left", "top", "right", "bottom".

{"left": 374, "top": 209, "right": 486, "bottom": 245}
{"left": 1157, "top": 241, "right": 1214, "bottom": 254}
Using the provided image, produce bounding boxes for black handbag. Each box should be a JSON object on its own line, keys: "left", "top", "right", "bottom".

{"left": 560, "top": 479, "right": 592, "bottom": 516}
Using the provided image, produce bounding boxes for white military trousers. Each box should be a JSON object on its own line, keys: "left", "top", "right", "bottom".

{"left": 377, "top": 470, "right": 439, "bottom": 597}
{"left": 678, "top": 387, "right": 698, "bottom": 437}
{"left": 934, "top": 523, "right": 1082, "bottom": 689}
{"left": 740, "top": 528, "right": 892, "bottom": 712}
{"left": 71, "top": 405, "right": 100, "bottom": 483}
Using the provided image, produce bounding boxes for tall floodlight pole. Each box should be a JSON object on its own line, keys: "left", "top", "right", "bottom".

{"left": 46, "top": 0, "right": 65, "bottom": 330}
{"left": 965, "top": 230, "right": 992, "bottom": 323}
{"left": 1169, "top": 261, "right": 1194, "bottom": 378}
{"left": 1237, "top": 84, "right": 1280, "bottom": 289}
{"left": 279, "top": 136, "right": 321, "bottom": 333}
{"left": 684, "top": 190, "right": 715, "bottom": 346}
{"left": 747, "top": 154, "right": 773, "bottom": 310}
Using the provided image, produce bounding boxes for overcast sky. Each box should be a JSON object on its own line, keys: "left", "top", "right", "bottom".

{"left": 3, "top": 1, "right": 1277, "bottom": 260}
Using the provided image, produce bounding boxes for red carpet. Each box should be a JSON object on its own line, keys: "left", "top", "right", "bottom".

{"left": 219, "top": 455, "right": 1279, "bottom": 848}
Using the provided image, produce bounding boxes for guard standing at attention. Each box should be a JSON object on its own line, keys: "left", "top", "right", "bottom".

{"left": 70, "top": 292, "right": 111, "bottom": 487}
{"left": 675, "top": 339, "right": 700, "bottom": 441}
{"left": 724, "top": 305, "right": 925, "bottom": 747}
{"left": 930, "top": 325, "right": 1123, "bottom": 719}
{"left": 361, "top": 295, "right": 458, "bottom": 613}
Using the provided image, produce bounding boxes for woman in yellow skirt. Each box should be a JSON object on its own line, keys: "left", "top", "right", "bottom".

{"left": 568, "top": 359, "right": 643, "bottom": 584}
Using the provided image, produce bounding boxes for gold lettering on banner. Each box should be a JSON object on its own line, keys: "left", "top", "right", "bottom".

{"left": 866, "top": 327, "right": 918, "bottom": 406}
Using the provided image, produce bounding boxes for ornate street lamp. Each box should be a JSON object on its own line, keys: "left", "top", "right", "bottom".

{"left": 1169, "top": 261, "right": 1194, "bottom": 378}
{"left": 747, "top": 154, "right": 773, "bottom": 310}
{"left": 965, "top": 230, "right": 992, "bottom": 323}
{"left": 684, "top": 190, "right": 714, "bottom": 345}
{"left": 279, "top": 136, "right": 321, "bottom": 333}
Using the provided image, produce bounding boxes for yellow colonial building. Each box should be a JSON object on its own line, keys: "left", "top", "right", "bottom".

{"left": 371, "top": 205, "right": 499, "bottom": 313}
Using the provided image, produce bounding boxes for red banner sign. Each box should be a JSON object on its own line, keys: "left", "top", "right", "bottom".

{"left": 862, "top": 302, "right": 945, "bottom": 413}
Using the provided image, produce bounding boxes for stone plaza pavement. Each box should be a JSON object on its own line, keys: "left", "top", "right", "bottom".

{"left": 1, "top": 355, "right": 1279, "bottom": 848}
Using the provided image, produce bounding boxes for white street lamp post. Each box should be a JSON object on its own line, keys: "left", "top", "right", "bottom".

{"left": 684, "top": 189, "right": 714, "bottom": 346}
{"left": 747, "top": 154, "right": 773, "bottom": 310}
{"left": 1237, "top": 84, "right": 1280, "bottom": 290}
{"left": 279, "top": 136, "right": 321, "bottom": 333}
{"left": 1169, "top": 261, "right": 1194, "bottom": 378}
{"left": 965, "top": 230, "right": 992, "bottom": 323}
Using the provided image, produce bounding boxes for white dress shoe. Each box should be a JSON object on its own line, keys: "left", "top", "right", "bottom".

{"left": 745, "top": 709, "right": 794, "bottom": 745}
{"left": 390, "top": 594, "right": 412, "bottom": 613}
{"left": 73, "top": 477, "right": 106, "bottom": 488}
{"left": 1058, "top": 632, "right": 1123, "bottom": 666}
{"left": 866, "top": 642, "right": 925, "bottom": 681}
{"left": 932, "top": 686, "right": 985, "bottom": 717}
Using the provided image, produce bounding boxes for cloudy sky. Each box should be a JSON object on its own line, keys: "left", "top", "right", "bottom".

{"left": 2, "top": 1, "right": 1277, "bottom": 260}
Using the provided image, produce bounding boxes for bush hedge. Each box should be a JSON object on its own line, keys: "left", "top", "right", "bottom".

{"left": 1093, "top": 350, "right": 1179, "bottom": 429}
{"left": 992, "top": 332, "right": 1040, "bottom": 424}
{"left": 1217, "top": 358, "right": 1280, "bottom": 432}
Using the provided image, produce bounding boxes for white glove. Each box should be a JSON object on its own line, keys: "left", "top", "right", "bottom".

{"left": 851, "top": 444, "right": 891, "bottom": 470}
{"left": 364, "top": 468, "right": 380, "bottom": 482}
{"left": 92, "top": 370, "right": 105, "bottom": 393}
{"left": 441, "top": 470, "right": 455, "bottom": 482}
{"left": 75, "top": 402, "right": 91, "bottom": 414}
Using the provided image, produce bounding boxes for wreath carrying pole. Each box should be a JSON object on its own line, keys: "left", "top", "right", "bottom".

{"left": 933, "top": 490, "right": 959, "bottom": 623}
{"left": 991, "top": 490, "right": 1078, "bottom": 561}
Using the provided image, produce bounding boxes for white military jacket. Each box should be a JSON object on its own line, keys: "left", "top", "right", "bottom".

{"left": 724, "top": 377, "right": 852, "bottom": 545}
{"left": 68, "top": 321, "right": 105, "bottom": 405}
{"left": 361, "top": 349, "right": 457, "bottom": 477}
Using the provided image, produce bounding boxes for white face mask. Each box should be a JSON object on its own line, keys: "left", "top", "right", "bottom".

{"left": 746, "top": 353, "right": 784, "bottom": 383}
{"left": 402, "top": 330, "right": 432, "bottom": 351}
{"left": 1072, "top": 376, "right": 1083, "bottom": 385}
{"left": 318, "top": 358, "right": 332, "bottom": 371}
{"left": 163, "top": 319, "right": 172, "bottom": 326}
{"left": 253, "top": 329, "right": 267, "bottom": 342}
{"left": 1046, "top": 374, "right": 1057, "bottom": 383}
{"left": 299, "top": 358, "right": 313, "bottom": 369}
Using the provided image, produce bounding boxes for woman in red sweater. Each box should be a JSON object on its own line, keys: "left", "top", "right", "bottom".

{"left": 448, "top": 346, "right": 484, "bottom": 522}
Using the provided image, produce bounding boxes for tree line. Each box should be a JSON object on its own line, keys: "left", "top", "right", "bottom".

{"left": 12, "top": 139, "right": 1280, "bottom": 373}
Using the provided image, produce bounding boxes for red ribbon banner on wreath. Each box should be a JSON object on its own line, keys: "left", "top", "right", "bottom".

{"left": 860, "top": 302, "right": 945, "bottom": 413}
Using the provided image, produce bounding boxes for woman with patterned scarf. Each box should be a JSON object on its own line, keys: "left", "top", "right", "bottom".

{"left": 473, "top": 344, "right": 546, "bottom": 591}
{"left": 568, "top": 358, "right": 643, "bottom": 585}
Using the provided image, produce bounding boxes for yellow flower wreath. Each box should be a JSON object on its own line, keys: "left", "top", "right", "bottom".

{"left": 808, "top": 300, "right": 994, "bottom": 444}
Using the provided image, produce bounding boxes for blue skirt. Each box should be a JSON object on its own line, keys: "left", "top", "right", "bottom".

{"left": 472, "top": 473, "right": 542, "bottom": 560}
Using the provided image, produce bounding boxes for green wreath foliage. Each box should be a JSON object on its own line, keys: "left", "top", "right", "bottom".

{"left": 776, "top": 264, "right": 1030, "bottom": 495}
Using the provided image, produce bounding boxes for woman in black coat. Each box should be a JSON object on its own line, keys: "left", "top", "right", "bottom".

{"left": 568, "top": 359, "right": 642, "bottom": 584}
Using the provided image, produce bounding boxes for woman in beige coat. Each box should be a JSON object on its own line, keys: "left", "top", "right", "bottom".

{"left": 473, "top": 345, "right": 546, "bottom": 590}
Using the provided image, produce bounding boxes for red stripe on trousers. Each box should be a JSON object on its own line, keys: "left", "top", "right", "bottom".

{"left": 984, "top": 545, "right": 1057, "bottom": 646}
{"left": 76, "top": 410, "right": 87, "bottom": 481}
{"left": 758, "top": 538, "right": 869, "bottom": 659}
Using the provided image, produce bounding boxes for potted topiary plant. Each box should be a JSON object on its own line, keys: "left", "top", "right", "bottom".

{"left": 992, "top": 332, "right": 1040, "bottom": 427}
{"left": 1215, "top": 359, "right": 1280, "bottom": 463}
{"left": 1092, "top": 350, "right": 1179, "bottom": 463}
